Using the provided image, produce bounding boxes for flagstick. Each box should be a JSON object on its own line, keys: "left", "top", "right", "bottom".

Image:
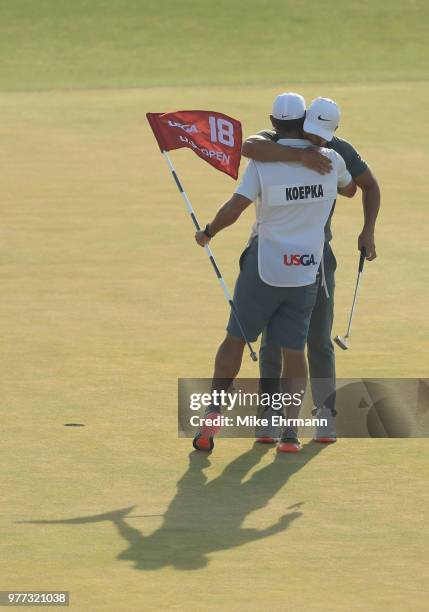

{"left": 162, "top": 150, "right": 257, "bottom": 362}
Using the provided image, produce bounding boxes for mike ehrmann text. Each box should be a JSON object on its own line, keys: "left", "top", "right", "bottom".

{"left": 189, "top": 415, "right": 328, "bottom": 428}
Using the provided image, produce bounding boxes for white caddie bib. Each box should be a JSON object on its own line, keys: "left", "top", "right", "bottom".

{"left": 254, "top": 145, "right": 341, "bottom": 287}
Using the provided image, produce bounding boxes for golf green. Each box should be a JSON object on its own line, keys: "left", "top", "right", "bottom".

{"left": 1, "top": 2, "right": 428, "bottom": 610}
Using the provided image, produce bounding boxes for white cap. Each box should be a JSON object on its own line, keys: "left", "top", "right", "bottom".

{"left": 272, "top": 92, "right": 306, "bottom": 120}
{"left": 303, "top": 97, "right": 340, "bottom": 141}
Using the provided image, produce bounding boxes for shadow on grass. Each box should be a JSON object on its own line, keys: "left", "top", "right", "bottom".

{"left": 17, "top": 442, "right": 326, "bottom": 571}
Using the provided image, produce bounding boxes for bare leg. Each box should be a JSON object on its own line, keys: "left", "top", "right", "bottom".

{"left": 193, "top": 334, "right": 245, "bottom": 451}
{"left": 211, "top": 333, "right": 246, "bottom": 392}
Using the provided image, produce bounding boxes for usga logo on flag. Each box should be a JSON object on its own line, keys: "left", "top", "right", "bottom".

{"left": 284, "top": 254, "right": 317, "bottom": 266}
{"left": 167, "top": 120, "right": 199, "bottom": 134}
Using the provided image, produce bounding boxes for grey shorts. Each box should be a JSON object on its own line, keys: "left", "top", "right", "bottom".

{"left": 227, "top": 238, "right": 318, "bottom": 350}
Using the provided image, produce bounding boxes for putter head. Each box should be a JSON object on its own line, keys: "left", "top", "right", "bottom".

{"left": 334, "top": 335, "right": 349, "bottom": 350}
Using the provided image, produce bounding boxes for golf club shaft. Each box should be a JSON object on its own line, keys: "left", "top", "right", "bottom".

{"left": 345, "top": 248, "right": 366, "bottom": 338}
{"left": 162, "top": 151, "right": 258, "bottom": 362}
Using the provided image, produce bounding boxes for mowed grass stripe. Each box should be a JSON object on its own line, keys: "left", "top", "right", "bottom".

{"left": 0, "top": 0, "right": 428, "bottom": 91}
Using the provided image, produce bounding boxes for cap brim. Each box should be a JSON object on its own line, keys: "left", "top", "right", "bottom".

{"left": 272, "top": 113, "right": 305, "bottom": 120}
{"left": 303, "top": 119, "right": 334, "bottom": 141}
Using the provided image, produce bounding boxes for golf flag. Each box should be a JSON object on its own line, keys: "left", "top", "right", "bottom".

{"left": 146, "top": 110, "right": 242, "bottom": 179}
{"left": 145, "top": 109, "right": 257, "bottom": 361}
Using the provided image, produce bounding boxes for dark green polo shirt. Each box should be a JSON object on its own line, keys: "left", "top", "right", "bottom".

{"left": 258, "top": 131, "right": 368, "bottom": 241}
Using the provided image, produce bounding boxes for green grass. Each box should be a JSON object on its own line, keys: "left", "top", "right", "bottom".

{"left": 0, "top": 0, "right": 428, "bottom": 91}
{"left": 1, "top": 2, "right": 428, "bottom": 611}
{"left": 1, "top": 83, "right": 429, "bottom": 612}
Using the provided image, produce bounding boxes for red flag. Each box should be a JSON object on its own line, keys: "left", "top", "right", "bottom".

{"left": 146, "top": 110, "right": 242, "bottom": 179}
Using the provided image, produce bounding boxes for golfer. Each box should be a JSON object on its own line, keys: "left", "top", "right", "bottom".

{"left": 192, "top": 93, "right": 356, "bottom": 453}
{"left": 242, "top": 96, "right": 381, "bottom": 443}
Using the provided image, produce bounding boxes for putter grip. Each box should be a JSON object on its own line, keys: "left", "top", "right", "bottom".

{"left": 359, "top": 247, "right": 367, "bottom": 272}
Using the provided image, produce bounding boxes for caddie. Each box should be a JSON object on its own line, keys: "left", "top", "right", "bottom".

{"left": 192, "top": 93, "right": 356, "bottom": 453}
{"left": 242, "top": 96, "right": 381, "bottom": 443}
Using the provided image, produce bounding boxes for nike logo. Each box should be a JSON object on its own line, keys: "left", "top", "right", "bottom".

{"left": 281, "top": 114, "right": 291, "bottom": 118}
{"left": 318, "top": 115, "right": 331, "bottom": 122}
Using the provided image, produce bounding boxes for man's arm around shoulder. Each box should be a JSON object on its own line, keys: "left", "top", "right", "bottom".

{"left": 242, "top": 133, "right": 332, "bottom": 175}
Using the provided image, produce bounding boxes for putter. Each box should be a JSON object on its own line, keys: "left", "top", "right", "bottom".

{"left": 334, "top": 247, "right": 367, "bottom": 350}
